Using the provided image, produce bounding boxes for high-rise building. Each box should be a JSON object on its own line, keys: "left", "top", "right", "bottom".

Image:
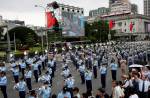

{"left": 131, "top": 4, "right": 138, "bottom": 14}
{"left": 144, "top": 0, "right": 150, "bottom": 16}
{"left": 89, "top": 7, "right": 110, "bottom": 17}
{"left": 109, "top": 0, "right": 129, "bottom": 7}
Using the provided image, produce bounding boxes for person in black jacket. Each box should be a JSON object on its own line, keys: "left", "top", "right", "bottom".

{"left": 95, "top": 88, "right": 109, "bottom": 98}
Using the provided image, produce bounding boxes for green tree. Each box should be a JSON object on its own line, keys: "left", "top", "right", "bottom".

{"left": 85, "top": 20, "right": 116, "bottom": 42}
{"left": 25, "top": 32, "right": 36, "bottom": 47}
{"left": 4, "top": 26, "right": 39, "bottom": 46}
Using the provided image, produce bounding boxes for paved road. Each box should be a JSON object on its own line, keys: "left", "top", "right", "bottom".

{"left": 0, "top": 54, "right": 122, "bottom": 98}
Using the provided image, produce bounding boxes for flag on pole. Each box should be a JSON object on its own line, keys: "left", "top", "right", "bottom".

{"left": 46, "top": 12, "right": 57, "bottom": 28}
{"left": 129, "top": 22, "right": 133, "bottom": 32}
{"left": 109, "top": 20, "right": 114, "bottom": 30}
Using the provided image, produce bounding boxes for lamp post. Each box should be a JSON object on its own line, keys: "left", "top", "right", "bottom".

{"left": 35, "top": 5, "right": 49, "bottom": 53}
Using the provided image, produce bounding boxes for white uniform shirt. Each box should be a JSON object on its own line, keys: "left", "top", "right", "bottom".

{"left": 85, "top": 71, "right": 92, "bottom": 80}
{"left": 25, "top": 70, "right": 32, "bottom": 78}
{"left": 79, "top": 65, "right": 85, "bottom": 73}
{"left": 14, "top": 81, "right": 26, "bottom": 91}
{"left": 99, "top": 66, "right": 107, "bottom": 74}
{"left": 57, "top": 91, "right": 71, "bottom": 98}
{"left": 20, "top": 63, "right": 26, "bottom": 69}
{"left": 39, "top": 86, "right": 51, "bottom": 98}
{"left": 65, "top": 78, "right": 75, "bottom": 88}
{"left": 0, "top": 76, "right": 7, "bottom": 86}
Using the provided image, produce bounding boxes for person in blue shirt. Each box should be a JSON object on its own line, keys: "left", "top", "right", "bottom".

{"left": 39, "top": 82, "right": 51, "bottom": 98}
{"left": 32, "top": 61, "right": 39, "bottom": 83}
{"left": 57, "top": 86, "right": 71, "bottom": 98}
{"left": 0, "top": 71, "right": 8, "bottom": 98}
{"left": 110, "top": 60, "right": 118, "bottom": 80}
{"left": 10, "top": 65, "right": 19, "bottom": 83}
{"left": 84, "top": 68, "right": 93, "bottom": 92}
{"left": 99, "top": 64, "right": 107, "bottom": 88}
{"left": 25, "top": 67, "right": 32, "bottom": 90}
{"left": 20, "top": 60, "right": 26, "bottom": 78}
{"left": 14, "top": 77, "right": 27, "bottom": 98}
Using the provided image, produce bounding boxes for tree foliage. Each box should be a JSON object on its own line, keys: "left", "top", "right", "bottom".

{"left": 4, "top": 26, "right": 39, "bottom": 47}
{"left": 85, "top": 20, "right": 116, "bottom": 42}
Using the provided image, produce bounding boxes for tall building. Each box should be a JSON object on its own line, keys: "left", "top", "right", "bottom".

{"left": 109, "top": 0, "right": 129, "bottom": 6}
{"left": 131, "top": 4, "right": 138, "bottom": 14}
{"left": 89, "top": 7, "right": 110, "bottom": 17}
{"left": 144, "top": 0, "right": 150, "bottom": 16}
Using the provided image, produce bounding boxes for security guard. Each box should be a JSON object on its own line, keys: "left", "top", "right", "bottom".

{"left": 0, "top": 71, "right": 8, "bottom": 98}
{"left": 99, "top": 64, "right": 107, "bottom": 88}
{"left": 39, "top": 82, "right": 52, "bottom": 98}
{"left": 20, "top": 60, "right": 26, "bottom": 78}
{"left": 10, "top": 65, "right": 19, "bottom": 83}
{"left": 78, "top": 62, "right": 85, "bottom": 84}
{"left": 32, "top": 61, "right": 39, "bottom": 83}
{"left": 110, "top": 60, "right": 118, "bottom": 80}
{"left": 14, "top": 77, "right": 27, "bottom": 98}
{"left": 25, "top": 67, "right": 32, "bottom": 90}
{"left": 93, "top": 58, "right": 98, "bottom": 79}
{"left": 85, "top": 68, "right": 93, "bottom": 92}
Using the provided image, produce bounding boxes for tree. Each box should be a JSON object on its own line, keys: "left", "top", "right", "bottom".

{"left": 85, "top": 20, "right": 116, "bottom": 42}
{"left": 4, "top": 26, "right": 39, "bottom": 46}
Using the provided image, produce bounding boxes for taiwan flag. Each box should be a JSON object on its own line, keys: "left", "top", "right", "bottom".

{"left": 46, "top": 12, "right": 57, "bottom": 28}
{"left": 129, "top": 22, "right": 134, "bottom": 32}
{"left": 109, "top": 20, "right": 115, "bottom": 30}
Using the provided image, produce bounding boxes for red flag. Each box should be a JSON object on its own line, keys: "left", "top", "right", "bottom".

{"left": 129, "top": 22, "right": 133, "bottom": 32}
{"left": 109, "top": 20, "right": 114, "bottom": 30}
{"left": 46, "top": 12, "right": 57, "bottom": 28}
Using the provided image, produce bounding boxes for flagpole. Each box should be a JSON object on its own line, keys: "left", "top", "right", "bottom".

{"left": 14, "top": 32, "right": 16, "bottom": 52}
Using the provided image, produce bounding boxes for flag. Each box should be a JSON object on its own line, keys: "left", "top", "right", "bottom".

{"left": 129, "top": 22, "right": 133, "bottom": 32}
{"left": 46, "top": 12, "right": 57, "bottom": 28}
{"left": 109, "top": 20, "right": 114, "bottom": 30}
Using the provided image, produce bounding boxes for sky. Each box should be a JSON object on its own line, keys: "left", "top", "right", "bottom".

{"left": 0, "top": 0, "right": 143, "bottom": 26}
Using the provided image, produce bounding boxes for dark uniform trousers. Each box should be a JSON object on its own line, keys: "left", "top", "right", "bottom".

{"left": 0, "top": 85, "right": 7, "bottom": 98}
{"left": 86, "top": 80, "right": 92, "bottom": 92}
{"left": 19, "top": 91, "right": 26, "bottom": 98}
{"left": 38, "top": 65, "right": 41, "bottom": 75}
{"left": 80, "top": 72, "right": 85, "bottom": 84}
{"left": 21, "top": 68, "right": 25, "bottom": 78}
{"left": 14, "top": 75, "right": 19, "bottom": 83}
{"left": 101, "top": 74, "right": 106, "bottom": 88}
{"left": 93, "top": 66, "right": 97, "bottom": 78}
{"left": 111, "top": 70, "right": 116, "bottom": 80}
{"left": 33, "top": 70, "right": 38, "bottom": 83}
{"left": 26, "top": 78, "right": 32, "bottom": 90}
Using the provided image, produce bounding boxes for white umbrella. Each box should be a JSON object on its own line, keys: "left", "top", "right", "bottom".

{"left": 145, "top": 65, "right": 150, "bottom": 67}
{"left": 129, "top": 64, "right": 143, "bottom": 68}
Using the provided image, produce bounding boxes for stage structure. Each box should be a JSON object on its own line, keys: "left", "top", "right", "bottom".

{"left": 50, "top": 3, "right": 85, "bottom": 37}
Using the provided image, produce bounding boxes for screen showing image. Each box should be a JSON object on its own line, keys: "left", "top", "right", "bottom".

{"left": 61, "top": 11, "right": 85, "bottom": 37}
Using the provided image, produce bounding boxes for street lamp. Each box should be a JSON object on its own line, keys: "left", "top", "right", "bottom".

{"left": 35, "top": 5, "right": 49, "bottom": 52}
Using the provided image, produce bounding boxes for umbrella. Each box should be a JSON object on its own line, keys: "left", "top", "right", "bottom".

{"left": 129, "top": 64, "right": 143, "bottom": 68}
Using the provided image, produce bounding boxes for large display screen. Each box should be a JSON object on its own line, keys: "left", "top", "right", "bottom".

{"left": 61, "top": 11, "right": 85, "bottom": 37}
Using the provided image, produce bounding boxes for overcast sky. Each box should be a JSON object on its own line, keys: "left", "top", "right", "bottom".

{"left": 0, "top": 0, "right": 143, "bottom": 26}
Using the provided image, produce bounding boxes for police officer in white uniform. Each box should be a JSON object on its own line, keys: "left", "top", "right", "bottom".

{"left": 25, "top": 67, "right": 32, "bottom": 90}
{"left": 85, "top": 68, "right": 93, "bottom": 92}
{"left": 14, "top": 77, "right": 27, "bottom": 98}
{"left": 0, "top": 71, "right": 8, "bottom": 98}
{"left": 39, "top": 81, "right": 51, "bottom": 98}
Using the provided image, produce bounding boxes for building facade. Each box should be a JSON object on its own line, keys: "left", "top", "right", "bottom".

{"left": 144, "top": 0, "right": 150, "bottom": 16}
{"left": 89, "top": 7, "right": 110, "bottom": 17}
{"left": 86, "top": 14, "right": 150, "bottom": 40}
{"left": 131, "top": 4, "right": 138, "bottom": 14}
{"left": 110, "top": 0, "right": 131, "bottom": 15}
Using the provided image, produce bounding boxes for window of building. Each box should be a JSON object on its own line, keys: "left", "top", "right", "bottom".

{"left": 118, "top": 22, "right": 122, "bottom": 27}
{"left": 124, "top": 22, "right": 126, "bottom": 26}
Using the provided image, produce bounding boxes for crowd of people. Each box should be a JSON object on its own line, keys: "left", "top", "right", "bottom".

{"left": 0, "top": 41, "right": 150, "bottom": 98}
